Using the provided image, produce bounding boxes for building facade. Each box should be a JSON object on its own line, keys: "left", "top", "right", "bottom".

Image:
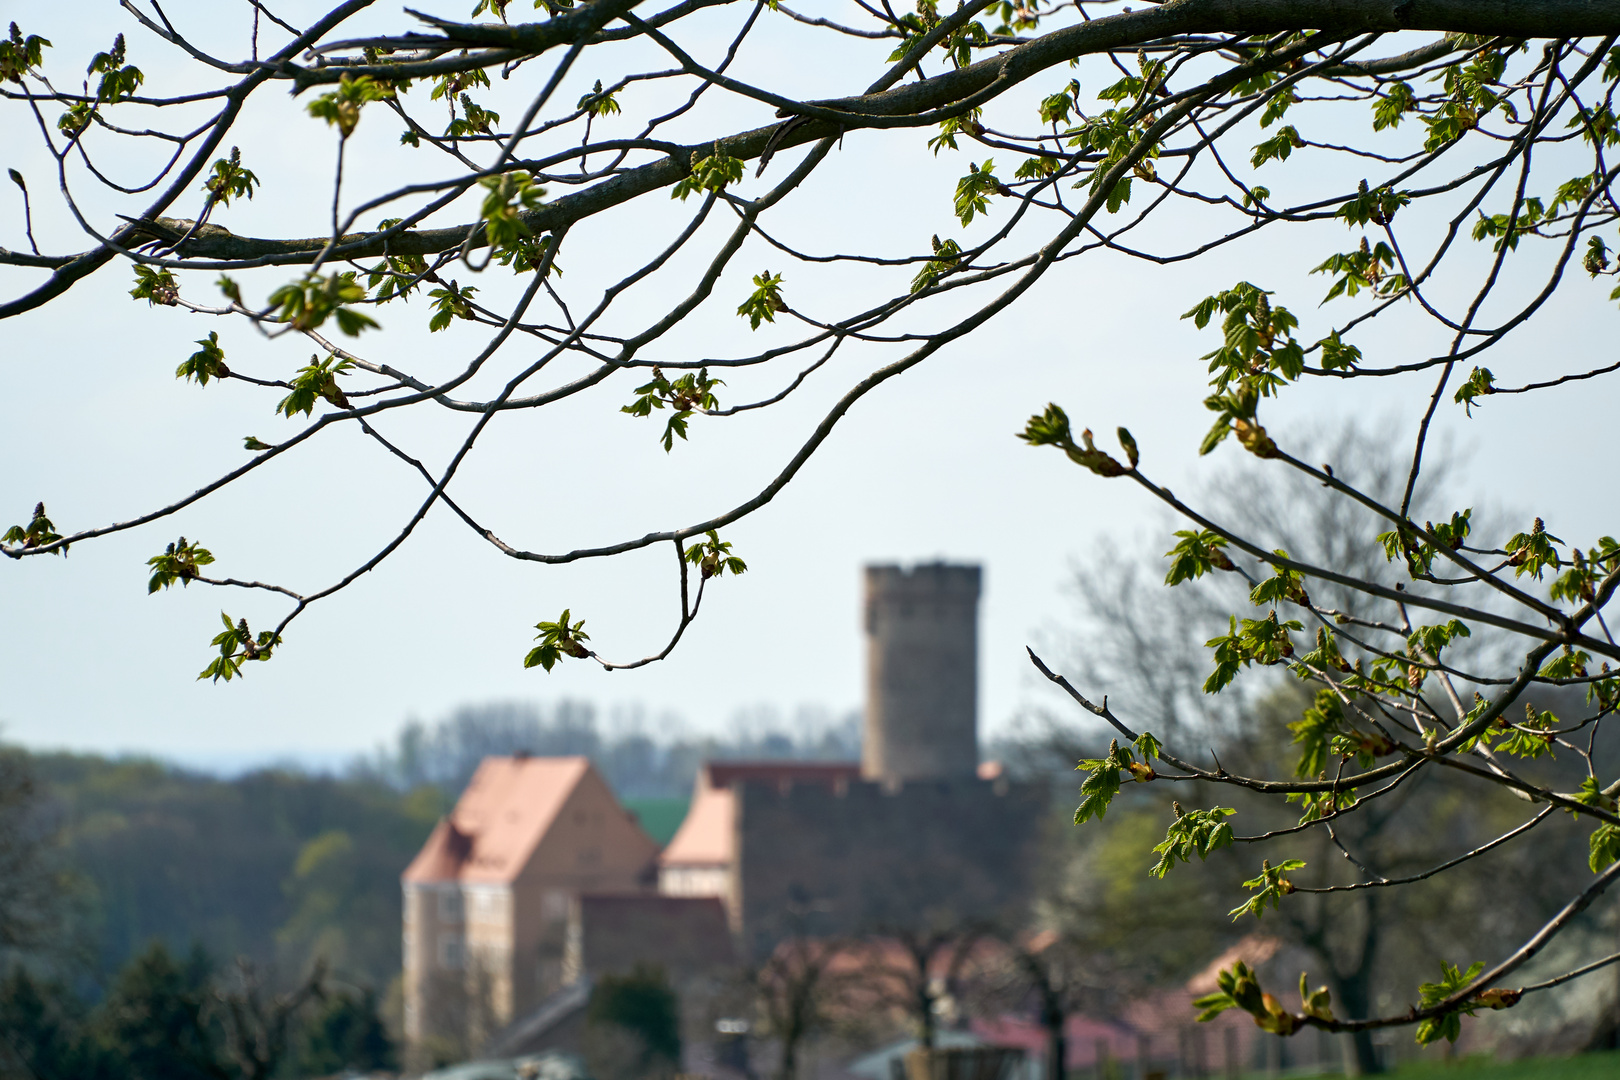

{"left": 862, "top": 562, "right": 982, "bottom": 784}
{"left": 401, "top": 756, "right": 658, "bottom": 1047}
{"left": 659, "top": 561, "right": 1046, "bottom": 958}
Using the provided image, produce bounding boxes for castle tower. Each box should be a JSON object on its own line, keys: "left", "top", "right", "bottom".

{"left": 862, "top": 562, "right": 981, "bottom": 784}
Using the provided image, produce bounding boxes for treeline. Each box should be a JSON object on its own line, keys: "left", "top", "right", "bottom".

{"left": 1, "top": 942, "right": 393, "bottom": 1080}
{"left": 3, "top": 701, "right": 863, "bottom": 1000}
{"left": 17, "top": 750, "right": 444, "bottom": 994}
{"left": 351, "top": 699, "right": 862, "bottom": 797}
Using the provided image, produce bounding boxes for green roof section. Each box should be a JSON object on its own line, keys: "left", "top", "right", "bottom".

{"left": 622, "top": 796, "right": 690, "bottom": 848}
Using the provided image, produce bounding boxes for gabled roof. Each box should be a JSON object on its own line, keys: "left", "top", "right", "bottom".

{"left": 658, "top": 759, "right": 861, "bottom": 869}
{"left": 659, "top": 787, "right": 733, "bottom": 867}
{"left": 403, "top": 756, "right": 592, "bottom": 885}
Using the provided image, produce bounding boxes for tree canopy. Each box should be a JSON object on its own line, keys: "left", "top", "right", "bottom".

{"left": 6, "top": 0, "right": 1620, "bottom": 1056}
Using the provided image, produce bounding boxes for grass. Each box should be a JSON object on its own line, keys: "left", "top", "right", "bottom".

{"left": 1383, "top": 1049, "right": 1620, "bottom": 1078}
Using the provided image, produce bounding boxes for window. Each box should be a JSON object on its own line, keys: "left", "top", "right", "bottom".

{"left": 439, "top": 934, "right": 463, "bottom": 970}
{"left": 438, "top": 888, "right": 463, "bottom": 921}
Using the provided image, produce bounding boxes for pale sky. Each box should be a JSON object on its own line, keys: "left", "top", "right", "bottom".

{"left": 3, "top": 3, "right": 1615, "bottom": 768}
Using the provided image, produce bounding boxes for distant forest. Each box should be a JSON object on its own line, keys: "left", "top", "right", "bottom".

{"left": 352, "top": 699, "right": 863, "bottom": 797}
{"left": 12, "top": 700, "right": 864, "bottom": 998}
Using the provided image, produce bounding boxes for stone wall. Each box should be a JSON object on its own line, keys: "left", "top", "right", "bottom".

{"left": 733, "top": 776, "right": 1046, "bottom": 958}
{"left": 862, "top": 563, "right": 981, "bottom": 784}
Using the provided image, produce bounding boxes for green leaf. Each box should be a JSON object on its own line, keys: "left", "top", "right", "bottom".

{"left": 737, "top": 271, "right": 787, "bottom": 329}
{"left": 1372, "top": 81, "right": 1415, "bottom": 130}
{"left": 683, "top": 530, "right": 748, "bottom": 580}
{"left": 1311, "top": 238, "right": 1398, "bottom": 303}
{"left": 427, "top": 280, "right": 479, "bottom": 332}
{"left": 621, "top": 366, "right": 723, "bottom": 452}
{"left": 201, "top": 147, "right": 258, "bottom": 207}
{"left": 927, "top": 108, "right": 983, "bottom": 154}
{"left": 1150, "top": 805, "right": 1235, "bottom": 878}
{"left": 130, "top": 265, "right": 179, "bottom": 307}
{"left": 1193, "top": 961, "right": 1276, "bottom": 1029}
{"left": 1248, "top": 553, "right": 1308, "bottom": 607}
{"left": 0, "top": 23, "right": 51, "bottom": 84}
{"left": 1203, "top": 613, "right": 1301, "bottom": 693}
{"left": 1018, "top": 404, "right": 1128, "bottom": 477}
{"left": 671, "top": 147, "right": 744, "bottom": 201}
{"left": 176, "top": 331, "right": 230, "bottom": 386}
{"left": 1250, "top": 125, "right": 1303, "bottom": 168}
{"left": 1287, "top": 688, "right": 1345, "bottom": 779}
{"left": 1505, "top": 517, "right": 1564, "bottom": 580}
{"left": 1415, "top": 961, "right": 1486, "bottom": 1045}
{"left": 267, "top": 272, "right": 377, "bottom": 336}
{"left": 446, "top": 92, "right": 501, "bottom": 139}
{"left": 1228, "top": 858, "right": 1306, "bottom": 920}
{"left": 525, "top": 608, "right": 590, "bottom": 671}
{"left": 197, "top": 612, "right": 280, "bottom": 682}
{"left": 2, "top": 502, "right": 66, "bottom": 556}
{"left": 1074, "top": 738, "right": 1151, "bottom": 824}
{"left": 1452, "top": 367, "right": 1496, "bottom": 416}
{"left": 911, "top": 235, "right": 963, "bottom": 294}
{"left": 1163, "top": 529, "right": 1235, "bottom": 585}
{"left": 147, "top": 535, "right": 215, "bottom": 593}
{"left": 1589, "top": 823, "right": 1620, "bottom": 873}
{"left": 576, "top": 79, "right": 620, "bottom": 117}
{"left": 1337, "top": 181, "right": 1410, "bottom": 228}
{"left": 307, "top": 74, "right": 396, "bottom": 138}
{"left": 276, "top": 354, "right": 354, "bottom": 418}
{"left": 954, "top": 159, "right": 1005, "bottom": 226}
{"left": 88, "top": 34, "right": 142, "bottom": 104}
{"left": 478, "top": 170, "right": 544, "bottom": 252}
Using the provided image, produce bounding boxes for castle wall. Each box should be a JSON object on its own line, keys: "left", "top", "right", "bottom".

{"left": 863, "top": 564, "right": 981, "bottom": 783}
{"left": 732, "top": 776, "right": 1046, "bottom": 958}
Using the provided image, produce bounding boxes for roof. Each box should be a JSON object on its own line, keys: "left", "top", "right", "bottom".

{"left": 659, "top": 787, "right": 732, "bottom": 867}
{"left": 659, "top": 760, "right": 862, "bottom": 869}
{"left": 403, "top": 756, "right": 592, "bottom": 885}
{"left": 1185, "top": 933, "right": 1280, "bottom": 995}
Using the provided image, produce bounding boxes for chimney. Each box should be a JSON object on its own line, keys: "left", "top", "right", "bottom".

{"left": 861, "top": 562, "right": 981, "bottom": 784}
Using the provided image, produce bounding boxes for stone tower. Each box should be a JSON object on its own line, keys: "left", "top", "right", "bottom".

{"left": 862, "top": 562, "right": 981, "bottom": 784}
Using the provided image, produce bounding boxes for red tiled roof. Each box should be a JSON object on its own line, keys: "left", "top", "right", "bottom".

{"left": 402, "top": 756, "right": 591, "bottom": 885}
{"left": 660, "top": 786, "right": 733, "bottom": 868}
{"left": 1185, "top": 934, "right": 1280, "bottom": 995}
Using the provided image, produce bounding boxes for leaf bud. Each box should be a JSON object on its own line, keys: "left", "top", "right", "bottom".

{"left": 1116, "top": 426, "right": 1139, "bottom": 468}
